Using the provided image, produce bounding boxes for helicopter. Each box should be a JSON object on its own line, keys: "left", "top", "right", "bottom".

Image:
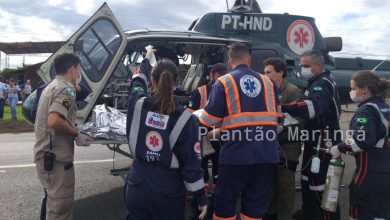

{"left": 23, "top": 0, "right": 390, "bottom": 127}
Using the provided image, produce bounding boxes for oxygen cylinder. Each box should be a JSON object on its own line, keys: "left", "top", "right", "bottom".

{"left": 321, "top": 157, "right": 345, "bottom": 212}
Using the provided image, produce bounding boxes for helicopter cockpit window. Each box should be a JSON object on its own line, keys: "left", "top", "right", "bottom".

{"left": 251, "top": 50, "right": 278, "bottom": 73}
{"left": 74, "top": 19, "right": 122, "bottom": 82}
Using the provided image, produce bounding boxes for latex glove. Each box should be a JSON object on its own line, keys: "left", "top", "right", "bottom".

{"left": 75, "top": 133, "right": 93, "bottom": 146}
{"left": 329, "top": 145, "right": 341, "bottom": 158}
{"left": 198, "top": 205, "right": 207, "bottom": 220}
{"left": 192, "top": 109, "right": 204, "bottom": 118}
{"left": 145, "top": 45, "right": 156, "bottom": 52}
{"left": 207, "top": 128, "right": 220, "bottom": 140}
{"left": 145, "top": 45, "right": 157, "bottom": 65}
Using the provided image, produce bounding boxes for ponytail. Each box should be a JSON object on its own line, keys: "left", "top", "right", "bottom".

{"left": 378, "top": 79, "right": 390, "bottom": 98}
{"left": 150, "top": 59, "right": 179, "bottom": 115}
{"left": 156, "top": 71, "right": 175, "bottom": 114}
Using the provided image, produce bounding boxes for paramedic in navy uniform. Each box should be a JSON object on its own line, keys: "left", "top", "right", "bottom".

{"left": 199, "top": 43, "right": 283, "bottom": 220}
{"left": 125, "top": 45, "right": 208, "bottom": 220}
{"left": 282, "top": 49, "right": 341, "bottom": 220}
{"left": 329, "top": 70, "right": 390, "bottom": 220}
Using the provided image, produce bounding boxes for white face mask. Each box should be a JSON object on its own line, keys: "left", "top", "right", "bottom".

{"left": 301, "top": 67, "right": 314, "bottom": 79}
{"left": 349, "top": 90, "right": 364, "bottom": 103}
{"left": 76, "top": 73, "right": 82, "bottom": 84}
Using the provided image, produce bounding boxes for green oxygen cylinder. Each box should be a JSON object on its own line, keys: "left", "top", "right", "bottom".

{"left": 321, "top": 157, "right": 345, "bottom": 212}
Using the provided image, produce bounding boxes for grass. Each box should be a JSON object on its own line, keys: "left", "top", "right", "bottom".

{"left": 2, "top": 104, "right": 25, "bottom": 121}
{"left": 0, "top": 104, "right": 33, "bottom": 134}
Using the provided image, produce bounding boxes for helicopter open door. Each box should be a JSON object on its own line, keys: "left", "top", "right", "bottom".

{"left": 36, "top": 3, "right": 127, "bottom": 124}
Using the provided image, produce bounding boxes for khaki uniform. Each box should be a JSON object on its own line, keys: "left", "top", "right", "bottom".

{"left": 34, "top": 75, "right": 77, "bottom": 220}
{"left": 267, "top": 79, "right": 305, "bottom": 220}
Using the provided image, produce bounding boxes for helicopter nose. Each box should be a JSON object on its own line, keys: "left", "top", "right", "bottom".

{"left": 22, "top": 91, "right": 37, "bottom": 126}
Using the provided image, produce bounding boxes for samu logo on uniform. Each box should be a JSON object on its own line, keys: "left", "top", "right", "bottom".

{"left": 146, "top": 131, "right": 163, "bottom": 152}
{"left": 240, "top": 75, "right": 261, "bottom": 98}
{"left": 145, "top": 111, "right": 169, "bottom": 130}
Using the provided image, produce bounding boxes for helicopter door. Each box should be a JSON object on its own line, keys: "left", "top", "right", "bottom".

{"left": 36, "top": 3, "right": 127, "bottom": 124}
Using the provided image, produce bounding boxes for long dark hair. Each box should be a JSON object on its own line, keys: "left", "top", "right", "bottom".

{"left": 352, "top": 70, "right": 390, "bottom": 98}
{"left": 150, "top": 59, "right": 179, "bottom": 114}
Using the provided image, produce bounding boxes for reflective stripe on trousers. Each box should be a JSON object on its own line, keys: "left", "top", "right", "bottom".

{"left": 301, "top": 175, "right": 325, "bottom": 191}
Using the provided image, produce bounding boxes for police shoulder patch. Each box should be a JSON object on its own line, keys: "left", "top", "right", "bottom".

{"left": 356, "top": 117, "right": 368, "bottom": 124}
{"left": 65, "top": 88, "right": 75, "bottom": 97}
{"left": 62, "top": 99, "right": 71, "bottom": 109}
{"left": 313, "top": 86, "right": 323, "bottom": 91}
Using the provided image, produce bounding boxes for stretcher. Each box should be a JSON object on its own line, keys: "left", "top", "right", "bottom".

{"left": 86, "top": 139, "right": 132, "bottom": 176}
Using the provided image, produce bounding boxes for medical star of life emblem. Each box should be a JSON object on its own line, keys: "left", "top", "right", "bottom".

{"left": 146, "top": 131, "right": 163, "bottom": 152}
{"left": 240, "top": 75, "right": 261, "bottom": 98}
{"left": 287, "top": 19, "right": 315, "bottom": 55}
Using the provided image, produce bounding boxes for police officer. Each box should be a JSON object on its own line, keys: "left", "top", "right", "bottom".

{"left": 282, "top": 49, "right": 341, "bottom": 220}
{"left": 34, "top": 53, "right": 91, "bottom": 220}
{"left": 125, "top": 46, "right": 207, "bottom": 220}
{"left": 263, "top": 58, "right": 305, "bottom": 220}
{"left": 329, "top": 70, "right": 390, "bottom": 219}
{"left": 198, "top": 43, "right": 283, "bottom": 220}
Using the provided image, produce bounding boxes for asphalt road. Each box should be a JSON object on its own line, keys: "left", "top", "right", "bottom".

{"left": 0, "top": 132, "right": 131, "bottom": 220}
{"left": 0, "top": 106, "right": 358, "bottom": 220}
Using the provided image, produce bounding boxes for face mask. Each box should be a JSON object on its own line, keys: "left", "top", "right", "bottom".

{"left": 76, "top": 74, "right": 82, "bottom": 84}
{"left": 349, "top": 90, "right": 364, "bottom": 103}
{"left": 301, "top": 67, "right": 314, "bottom": 79}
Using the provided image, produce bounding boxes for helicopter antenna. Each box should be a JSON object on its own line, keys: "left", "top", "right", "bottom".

{"left": 372, "top": 56, "right": 390, "bottom": 71}
{"left": 230, "top": 0, "right": 262, "bottom": 13}
{"left": 225, "top": 0, "right": 229, "bottom": 11}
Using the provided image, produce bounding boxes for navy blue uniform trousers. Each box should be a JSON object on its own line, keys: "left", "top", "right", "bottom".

{"left": 125, "top": 182, "right": 185, "bottom": 220}
{"left": 214, "top": 163, "right": 273, "bottom": 218}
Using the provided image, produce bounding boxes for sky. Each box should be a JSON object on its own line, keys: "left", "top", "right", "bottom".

{"left": 0, "top": 0, "right": 389, "bottom": 69}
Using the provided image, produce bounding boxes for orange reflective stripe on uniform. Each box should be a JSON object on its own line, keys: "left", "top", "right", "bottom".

{"left": 219, "top": 74, "right": 241, "bottom": 115}
{"left": 199, "top": 110, "right": 223, "bottom": 128}
{"left": 198, "top": 86, "right": 209, "bottom": 109}
{"left": 221, "top": 112, "right": 278, "bottom": 129}
{"left": 222, "top": 121, "right": 278, "bottom": 130}
{"left": 259, "top": 75, "right": 276, "bottom": 113}
{"left": 213, "top": 214, "right": 236, "bottom": 220}
{"left": 240, "top": 213, "right": 262, "bottom": 220}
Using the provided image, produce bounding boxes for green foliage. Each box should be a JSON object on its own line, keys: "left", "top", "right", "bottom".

{"left": 2, "top": 105, "right": 25, "bottom": 121}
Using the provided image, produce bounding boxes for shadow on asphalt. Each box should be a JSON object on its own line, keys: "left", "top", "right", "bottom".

{"left": 74, "top": 187, "right": 125, "bottom": 220}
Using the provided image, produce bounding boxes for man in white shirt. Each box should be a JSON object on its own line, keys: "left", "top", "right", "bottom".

{"left": 23, "top": 79, "right": 32, "bottom": 102}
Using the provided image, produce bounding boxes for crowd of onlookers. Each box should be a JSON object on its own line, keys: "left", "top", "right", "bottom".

{"left": 0, "top": 78, "right": 32, "bottom": 120}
